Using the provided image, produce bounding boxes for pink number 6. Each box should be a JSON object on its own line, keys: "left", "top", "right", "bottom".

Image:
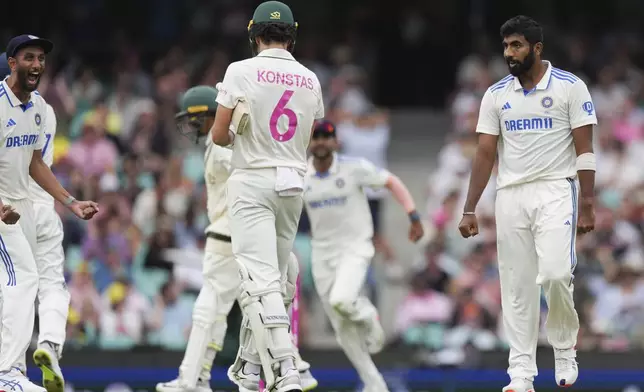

{"left": 270, "top": 90, "right": 298, "bottom": 142}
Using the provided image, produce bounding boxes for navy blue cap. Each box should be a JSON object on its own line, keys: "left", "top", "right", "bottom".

{"left": 6, "top": 34, "right": 53, "bottom": 58}
{"left": 312, "top": 120, "right": 337, "bottom": 138}
{"left": 0, "top": 53, "right": 8, "bottom": 79}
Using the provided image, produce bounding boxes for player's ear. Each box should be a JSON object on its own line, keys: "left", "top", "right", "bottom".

{"left": 7, "top": 57, "right": 17, "bottom": 72}
{"left": 534, "top": 42, "right": 543, "bottom": 56}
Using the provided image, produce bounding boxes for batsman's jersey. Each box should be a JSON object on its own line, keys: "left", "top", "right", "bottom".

{"left": 216, "top": 48, "right": 325, "bottom": 176}
{"left": 204, "top": 135, "right": 233, "bottom": 237}
{"left": 303, "top": 154, "right": 389, "bottom": 251}
{"left": 29, "top": 104, "right": 56, "bottom": 206}
{"left": 0, "top": 80, "right": 47, "bottom": 200}
{"left": 476, "top": 61, "right": 597, "bottom": 190}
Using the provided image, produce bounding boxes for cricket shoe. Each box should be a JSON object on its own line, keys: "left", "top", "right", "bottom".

{"left": 554, "top": 348, "right": 578, "bottom": 387}
{"left": 227, "top": 362, "right": 260, "bottom": 392}
{"left": 299, "top": 369, "right": 318, "bottom": 391}
{"left": 502, "top": 378, "right": 535, "bottom": 392}
{"left": 365, "top": 315, "right": 386, "bottom": 354}
{"left": 33, "top": 343, "right": 64, "bottom": 392}
{"left": 273, "top": 367, "right": 302, "bottom": 392}
{"left": 0, "top": 367, "right": 47, "bottom": 392}
{"left": 156, "top": 377, "right": 212, "bottom": 392}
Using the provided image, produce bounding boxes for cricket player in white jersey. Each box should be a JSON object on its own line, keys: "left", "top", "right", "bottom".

{"left": 0, "top": 51, "right": 70, "bottom": 392}
{"left": 210, "top": 1, "right": 324, "bottom": 390}
{"left": 304, "top": 121, "right": 423, "bottom": 392}
{"left": 458, "top": 16, "right": 597, "bottom": 392}
{"left": 0, "top": 35, "right": 98, "bottom": 392}
{"left": 157, "top": 86, "right": 317, "bottom": 392}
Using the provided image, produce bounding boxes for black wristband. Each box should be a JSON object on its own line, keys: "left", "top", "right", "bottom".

{"left": 408, "top": 210, "right": 420, "bottom": 223}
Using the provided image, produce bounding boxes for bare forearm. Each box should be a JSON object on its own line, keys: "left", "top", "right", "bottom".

{"left": 463, "top": 149, "right": 495, "bottom": 212}
{"left": 385, "top": 174, "right": 416, "bottom": 213}
{"left": 212, "top": 105, "right": 234, "bottom": 146}
{"left": 212, "top": 129, "right": 232, "bottom": 146}
{"left": 577, "top": 170, "right": 595, "bottom": 203}
{"left": 29, "top": 159, "right": 72, "bottom": 204}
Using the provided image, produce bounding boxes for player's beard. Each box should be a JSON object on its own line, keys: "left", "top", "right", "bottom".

{"left": 311, "top": 147, "right": 332, "bottom": 159}
{"left": 17, "top": 67, "right": 41, "bottom": 92}
{"left": 507, "top": 47, "right": 536, "bottom": 77}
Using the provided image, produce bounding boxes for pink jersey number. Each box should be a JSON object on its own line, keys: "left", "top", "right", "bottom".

{"left": 270, "top": 90, "right": 298, "bottom": 142}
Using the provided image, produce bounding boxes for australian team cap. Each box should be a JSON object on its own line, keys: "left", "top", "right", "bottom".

{"left": 6, "top": 34, "right": 54, "bottom": 58}
{"left": 177, "top": 85, "right": 219, "bottom": 117}
{"left": 249, "top": 1, "right": 297, "bottom": 29}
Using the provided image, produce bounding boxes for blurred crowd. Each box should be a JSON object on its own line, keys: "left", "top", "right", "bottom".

{"left": 398, "top": 32, "right": 644, "bottom": 366}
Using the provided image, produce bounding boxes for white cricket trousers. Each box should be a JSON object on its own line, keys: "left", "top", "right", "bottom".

{"left": 495, "top": 178, "right": 580, "bottom": 381}
{"left": 311, "top": 244, "right": 387, "bottom": 390}
{"left": 33, "top": 202, "right": 70, "bottom": 350}
{"left": 0, "top": 198, "right": 39, "bottom": 371}
{"left": 227, "top": 168, "right": 302, "bottom": 294}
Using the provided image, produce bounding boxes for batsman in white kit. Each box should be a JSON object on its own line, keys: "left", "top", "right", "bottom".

{"left": 156, "top": 86, "right": 317, "bottom": 392}
{"left": 304, "top": 120, "right": 423, "bottom": 392}
{"left": 210, "top": 2, "right": 324, "bottom": 391}
{"left": 0, "top": 35, "right": 98, "bottom": 392}
{"left": 458, "top": 16, "right": 596, "bottom": 392}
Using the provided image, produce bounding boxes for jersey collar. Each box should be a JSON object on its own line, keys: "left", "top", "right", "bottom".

{"left": 0, "top": 79, "right": 34, "bottom": 111}
{"left": 256, "top": 48, "right": 295, "bottom": 61}
{"left": 308, "top": 152, "right": 339, "bottom": 178}
{"left": 513, "top": 60, "right": 553, "bottom": 93}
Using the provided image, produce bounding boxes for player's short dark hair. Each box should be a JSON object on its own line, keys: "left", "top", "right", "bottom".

{"left": 249, "top": 22, "right": 297, "bottom": 47}
{"left": 500, "top": 15, "right": 543, "bottom": 45}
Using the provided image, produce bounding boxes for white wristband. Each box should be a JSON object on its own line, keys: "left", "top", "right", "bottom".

{"left": 227, "top": 129, "right": 236, "bottom": 146}
{"left": 576, "top": 152, "right": 596, "bottom": 171}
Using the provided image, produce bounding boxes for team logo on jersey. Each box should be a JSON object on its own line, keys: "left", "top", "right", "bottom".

{"left": 335, "top": 178, "right": 345, "bottom": 188}
{"left": 34, "top": 113, "right": 41, "bottom": 126}
{"left": 541, "top": 96, "right": 553, "bottom": 109}
{"left": 582, "top": 101, "right": 594, "bottom": 116}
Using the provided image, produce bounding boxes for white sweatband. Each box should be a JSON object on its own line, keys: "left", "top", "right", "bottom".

{"left": 227, "top": 129, "right": 236, "bottom": 146}
{"left": 576, "top": 152, "right": 596, "bottom": 171}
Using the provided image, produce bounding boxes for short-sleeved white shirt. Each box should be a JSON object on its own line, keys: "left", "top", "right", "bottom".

{"left": 0, "top": 80, "right": 48, "bottom": 200}
{"left": 303, "top": 153, "right": 390, "bottom": 251}
{"left": 203, "top": 135, "right": 233, "bottom": 237}
{"left": 216, "top": 48, "right": 325, "bottom": 176}
{"left": 29, "top": 103, "right": 56, "bottom": 205}
{"left": 476, "top": 61, "right": 597, "bottom": 189}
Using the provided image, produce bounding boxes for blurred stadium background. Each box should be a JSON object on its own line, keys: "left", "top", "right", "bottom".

{"left": 4, "top": 0, "right": 644, "bottom": 390}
